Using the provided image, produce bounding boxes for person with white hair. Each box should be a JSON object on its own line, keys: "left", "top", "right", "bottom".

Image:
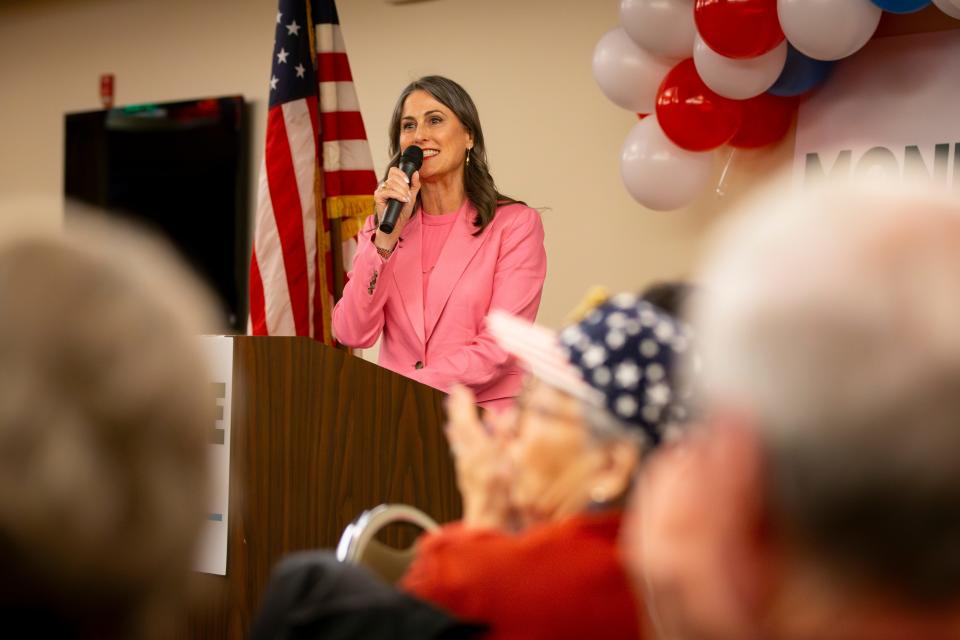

{"left": 0, "top": 220, "right": 219, "bottom": 639}
{"left": 625, "top": 179, "right": 960, "bottom": 640}
{"left": 249, "top": 287, "right": 698, "bottom": 640}
{"left": 400, "top": 291, "right": 696, "bottom": 640}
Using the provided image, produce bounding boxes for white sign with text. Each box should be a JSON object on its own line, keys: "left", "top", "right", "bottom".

{"left": 795, "top": 31, "right": 960, "bottom": 189}
{"left": 194, "top": 335, "right": 233, "bottom": 576}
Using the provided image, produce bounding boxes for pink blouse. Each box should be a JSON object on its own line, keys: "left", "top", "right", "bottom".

{"left": 421, "top": 205, "right": 462, "bottom": 306}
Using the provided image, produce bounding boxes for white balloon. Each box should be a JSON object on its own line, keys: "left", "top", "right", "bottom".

{"left": 620, "top": 0, "right": 696, "bottom": 59}
{"left": 620, "top": 116, "right": 716, "bottom": 211}
{"left": 693, "top": 35, "right": 787, "bottom": 100}
{"left": 593, "top": 28, "right": 676, "bottom": 114}
{"left": 777, "top": 0, "right": 881, "bottom": 61}
{"left": 932, "top": 0, "right": 960, "bottom": 19}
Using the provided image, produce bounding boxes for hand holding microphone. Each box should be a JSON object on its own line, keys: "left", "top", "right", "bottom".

{"left": 374, "top": 145, "right": 424, "bottom": 250}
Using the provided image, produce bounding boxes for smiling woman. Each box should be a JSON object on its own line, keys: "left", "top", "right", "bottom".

{"left": 332, "top": 76, "right": 547, "bottom": 410}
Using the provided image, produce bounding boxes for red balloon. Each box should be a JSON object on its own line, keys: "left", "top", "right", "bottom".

{"left": 655, "top": 58, "right": 743, "bottom": 152}
{"left": 729, "top": 93, "right": 797, "bottom": 149}
{"left": 694, "top": 0, "right": 784, "bottom": 59}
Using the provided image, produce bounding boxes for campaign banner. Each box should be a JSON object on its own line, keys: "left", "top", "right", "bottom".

{"left": 795, "top": 31, "right": 960, "bottom": 189}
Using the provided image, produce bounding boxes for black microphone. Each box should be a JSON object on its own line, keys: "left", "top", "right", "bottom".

{"left": 378, "top": 145, "right": 423, "bottom": 234}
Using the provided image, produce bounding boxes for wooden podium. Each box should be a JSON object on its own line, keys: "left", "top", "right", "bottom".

{"left": 188, "top": 337, "right": 462, "bottom": 638}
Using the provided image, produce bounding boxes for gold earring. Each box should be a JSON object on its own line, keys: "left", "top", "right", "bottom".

{"left": 466, "top": 148, "right": 471, "bottom": 165}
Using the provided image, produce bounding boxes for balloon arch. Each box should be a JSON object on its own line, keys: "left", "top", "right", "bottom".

{"left": 596, "top": 0, "right": 960, "bottom": 210}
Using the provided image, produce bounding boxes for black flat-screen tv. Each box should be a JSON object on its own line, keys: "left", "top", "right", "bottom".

{"left": 64, "top": 95, "right": 249, "bottom": 332}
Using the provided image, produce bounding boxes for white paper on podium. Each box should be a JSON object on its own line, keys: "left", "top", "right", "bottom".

{"left": 795, "top": 31, "right": 960, "bottom": 190}
{"left": 193, "top": 335, "right": 234, "bottom": 576}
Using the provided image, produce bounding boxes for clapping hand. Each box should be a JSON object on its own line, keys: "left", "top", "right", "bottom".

{"left": 445, "top": 385, "right": 516, "bottom": 531}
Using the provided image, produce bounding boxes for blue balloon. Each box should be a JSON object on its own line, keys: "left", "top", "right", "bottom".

{"left": 869, "top": 0, "right": 931, "bottom": 13}
{"left": 769, "top": 45, "right": 834, "bottom": 97}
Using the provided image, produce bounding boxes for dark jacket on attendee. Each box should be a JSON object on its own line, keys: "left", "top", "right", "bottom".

{"left": 249, "top": 551, "right": 485, "bottom": 640}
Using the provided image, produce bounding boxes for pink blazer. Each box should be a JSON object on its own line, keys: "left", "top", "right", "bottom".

{"left": 332, "top": 202, "right": 547, "bottom": 404}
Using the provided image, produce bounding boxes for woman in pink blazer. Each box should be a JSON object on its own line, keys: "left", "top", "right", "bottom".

{"left": 332, "top": 76, "right": 546, "bottom": 410}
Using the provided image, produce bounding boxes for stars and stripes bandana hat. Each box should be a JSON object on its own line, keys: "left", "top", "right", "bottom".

{"left": 487, "top": 292, "right": 695, "bottom": 446}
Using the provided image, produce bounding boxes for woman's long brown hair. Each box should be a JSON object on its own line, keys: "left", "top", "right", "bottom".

{"left": 384, "top": 75, "right": 524, "bottom": 234}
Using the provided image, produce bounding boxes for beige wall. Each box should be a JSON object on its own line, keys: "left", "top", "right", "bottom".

{"left": 0, "top": 0, "right": 275, "bottom": 231}
{"left": 0, "top": 0, "right": 791, "bottom": 331}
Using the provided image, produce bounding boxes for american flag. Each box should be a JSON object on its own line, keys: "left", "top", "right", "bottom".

{"left": 249, "top": 0, "right": 377, "bottom": 343}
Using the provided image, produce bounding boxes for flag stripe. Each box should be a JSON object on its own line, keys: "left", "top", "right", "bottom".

{"left": 317, "top": 52, "right": 353, "bottom": 83}
{"left": 319, "top": 81, "right": 360, "bottom": 113}
{"left": 320, "top": 110, "right": 367, "bottom": 142}
{"left": 321, "top": 139, "right": 376, "bottom": 172}
{"left": 324, "top": 169, "right": 379, "bottom": 196}
{"left": 315, "top": 23, "right": 345, "bottom": 54}
{"left": 249, "top": 251, "right": 268, "bottom": 335}
{"left": 252, "top": 158, "right": 296, "bottom": 336}
{"left": 264, "top": 106, "right": 311, "bottom": 336}
{"left": 281, "top": 97, "right": 320, "bottom": 338}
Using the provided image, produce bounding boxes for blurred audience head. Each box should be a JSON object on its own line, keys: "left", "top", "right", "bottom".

{"left": 639, "top": 280, "right": 697, "bottom": 318}
{"left": 629, "top": 178, "right": 960, "bottom": 639}
{"left": 488, "top": 293, "right": 695, "bottom": 527}
{"left": 0, "top": 218, "right": 219, "bottom": 638}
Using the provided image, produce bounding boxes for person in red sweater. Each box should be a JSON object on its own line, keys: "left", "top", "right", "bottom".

{"left": 401, "top": 292, "right": 696, "bottom": 640}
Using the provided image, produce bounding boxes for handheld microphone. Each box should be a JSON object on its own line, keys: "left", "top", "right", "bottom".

{"left": 378, "top": 145, "right": 424, "bottom": 234}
